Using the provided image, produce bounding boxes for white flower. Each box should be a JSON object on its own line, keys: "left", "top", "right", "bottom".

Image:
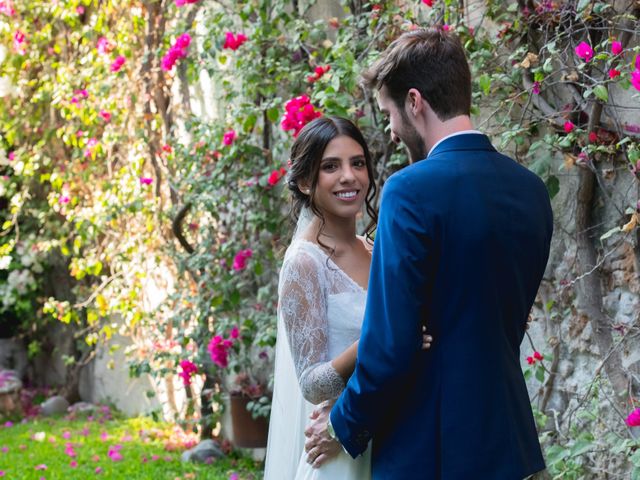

{"left": 0, "top": 256, "right": 10, "bottom": 270}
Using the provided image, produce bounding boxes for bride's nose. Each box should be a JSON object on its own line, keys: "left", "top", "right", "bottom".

{"left": 340, "top": 166, "right": 356, "bottom": 183}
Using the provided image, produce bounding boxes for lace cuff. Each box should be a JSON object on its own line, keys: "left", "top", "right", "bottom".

{"left": 299, "top": 362, "right": 346, "bottom": 405}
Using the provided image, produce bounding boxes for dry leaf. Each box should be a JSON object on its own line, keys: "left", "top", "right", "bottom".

{"left": 563, "top": 153, "right": 576, "bottom": 169}
{"left": 520, "top": 52, "right": 539, "bottom": 69}
{"left": 622, "top": 213, "right": 638, "bottom": 233}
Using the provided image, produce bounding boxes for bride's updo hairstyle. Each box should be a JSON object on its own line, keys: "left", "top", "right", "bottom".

{"left": 287, "top": 116, "right": 378, "bottom": 246}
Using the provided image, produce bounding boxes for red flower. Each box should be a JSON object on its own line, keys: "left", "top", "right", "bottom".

{"left": 99, "top": 110, "right": 111, "bottom": 122}
{"left": 422, "top": 0, "right": 434, "bottom": 6}
{"left": 177, "top": 360, "right": 198, "bottom": 386}
{"left": 588, "top": 131, "right": 598, "bottom": 143}
{"left": 223, "top": 32, "right": 248, "bottom": 51}
{"left": 526, "top": 356, "right": 535, "bottom": 365}
{"left": 626, "top": 408, "right": 640, "bottom": 427}
{"left": 308, "top": 65, "right": 331, "bottom": 83}
{"left": 223, "top": 130, "right": 237, "bottom": 146}
{"left": 608, "top": 68, "right": 621, "bottom": 79}
{"left": 533, "top": 351, "right": 543, "bottom": 361}
{"left": 162, "top": 144, "right": 173, "bottom": 153}
{"left": 563, "top": 121, "right": 575, "bottom": 133}
{"left": 281, "top": 95, "right": 322, "bottom": 136}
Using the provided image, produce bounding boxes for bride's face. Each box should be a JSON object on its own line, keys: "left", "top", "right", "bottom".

{"left": 312, "top": 135, "right": 370, "bottom": 220}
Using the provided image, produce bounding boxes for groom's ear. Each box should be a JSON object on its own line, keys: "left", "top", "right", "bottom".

{"left": 407, "top": 88, "right": 425, "bottom": 117}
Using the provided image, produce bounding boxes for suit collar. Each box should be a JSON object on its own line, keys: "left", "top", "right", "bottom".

{"left": 426, "top": 133, "right": 495, "bottom": 159}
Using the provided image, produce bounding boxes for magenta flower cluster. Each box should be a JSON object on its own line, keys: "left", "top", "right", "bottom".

{"left": 232, "top": 248, "right": 253, "bottom": 271}
{"left": 162, "top": 33, "right": 192, "bottom": 71}
{"left": 281, "top": 95, "right": 322, "bottom": 137}
{"left": 177, "top": 359, "right": 198, "bottom": 386}
{"left": 207, "top": 326, "right": 240, "bottom": 368}
{"left": 223, "top": 32, "right": 248, "bottom": 51}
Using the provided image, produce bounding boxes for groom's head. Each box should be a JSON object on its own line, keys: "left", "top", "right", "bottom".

{"left": 362, "top": 28, "right": 472, "bottom": 162}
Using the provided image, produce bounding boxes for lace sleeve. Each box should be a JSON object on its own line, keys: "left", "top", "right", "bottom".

{"left": 278, "top": 249, "right": 345, "bottom": 404}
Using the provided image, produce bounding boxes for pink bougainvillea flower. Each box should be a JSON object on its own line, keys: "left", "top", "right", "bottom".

{"left": 34, "top": 464, "right": 47, "bottom": 470}
{"left": 110, "top": 55, "right": 126, "bottom": 72}
{"left": 178, "top": 359, "right": 198, "bottom": 386}
{"left": 611, "top": 40, "right": 622, "bottom": 55}
{"left": 59, "top": 195, "right": 70, "bottom": 205}
{"left": 526, "top": 356, "right": 535, "bottom": 365}
{"left": 95, "top": 466, "right": 103, "bottom": 474}
{"left": 75, "top": 89, "right": 88, "bottom": 98}
{"left": 97, "top": 37, "right": 113, "bottom": 55}
{"left": 281, "top": 95, "right": 322, "bottom": 137}
{"left": 0, "top": 0, "right": 15, "bottom": 16}
{"left": 62, "top": 431, "right": 71, "bottom": 439}
{"left": 223, "top": 130, "right": 237, "bottom": 146}
{"left": 232, "top": 248, "right": 253, "bottom": 271}
{"left": 76, "top": 5, "right": 84, "bottom": 14}
{"left": 7, "top": 152, "right": 14, "bottom": 161}
{"left": 563, "top": 121, "right": 575, "bottom": 133}
{"left": 626, "top": 408, "right": 640, "bottom": 427}
{"left": 151, "top": 454, "right": 160, "bottom": 461}
{"left": 13, "top": 29, "right": 26, "bottom": 54}
{"left": 100, "top": 431, "right": 109, "bottom": 442}
{"left": 139, "top": 177, "right": 153, "bottom": 185}
{"left": 422, "top": 0, "right": 434, "bottom": 6}
{"left": 229, "top": 473, "right": 239, "bottom": 480}
{"left": 1, "top": 446, "right": 7, "bottom": 453}
{"left": 99, "top": 110, "right": 111, "bottom": 122}
{"left": 608, "top": 68, "right": 621, "bottom": 79}
{"left": 0, "top": 470, "right": 4, "bottom": 477}
{"left": 208, "top": 335, "right": 233, "bottom": 368}
{"left": 531, "top": 81, "right": 540, "bottom": 94}
{"left": 267, "top": 167, "right": 287, "bottom": 186}
{"left": 4, "top": 421, "right": 12, "bottom": 428}
{"left": 533, "top": 351, "right": 543, "bottom": 361}
{"left": 161, "top": 33, "right": 191, "bottom": 71}
{"left": 175, "top": 0, "right": 199, "bottom": 5}
{"left": 631, "top": 70, "right": 640, "bottom": 92}
{"left": 230, "top": 326, "right": 240, "bottom": 339}
{"left": 575, "top": 41, "right": 593, "bottom": 62}
{"left": 442, "top": 24, "right": 451, "bottom": 32}
{"left": 588, "top": 131, "right": 598, "bottom": 143}
{"left": 84, "top": 137, "right": 98, "bottom": 158}
{"left": 223, "top": 32, "right": 248, "bottom": 51}
{"left": 70, "top": 460, "right": 78, "bottom": 468}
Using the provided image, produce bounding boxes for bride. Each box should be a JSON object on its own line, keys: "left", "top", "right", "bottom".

{"left": 264, "top": 116, "right": 431, "bottom": 479}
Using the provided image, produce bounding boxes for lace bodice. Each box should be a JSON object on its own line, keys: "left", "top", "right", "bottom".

{"left": 278, "top": 240, "right": 367, "bottom": 404}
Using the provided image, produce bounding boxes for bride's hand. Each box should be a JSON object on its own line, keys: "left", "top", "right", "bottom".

{"left": 422, "top": 325, "right": 432, "bottom": 350}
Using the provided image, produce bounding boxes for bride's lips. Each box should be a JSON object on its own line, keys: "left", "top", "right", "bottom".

{"left": 333, "top": 189, "right": 360, "bottom": 202}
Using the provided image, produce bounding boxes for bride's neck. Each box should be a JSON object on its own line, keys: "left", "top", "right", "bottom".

{"left": 306, "top": 215, "right": 359, "bottom": 254}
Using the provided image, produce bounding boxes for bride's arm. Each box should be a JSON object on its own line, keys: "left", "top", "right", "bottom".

{"left": 330, "top": 341, "right": 359, "bottom": 382}
{"left": 279, "top": 252, "right": 346, "bottom": 405}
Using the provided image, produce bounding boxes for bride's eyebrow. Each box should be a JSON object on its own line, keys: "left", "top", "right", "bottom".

{"left": 321, "top": 155, "right": 365, "bottom": 162}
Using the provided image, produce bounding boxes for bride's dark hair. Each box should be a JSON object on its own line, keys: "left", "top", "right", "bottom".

{"left": 287, "top": 116, "right": 378, "bottom": 249}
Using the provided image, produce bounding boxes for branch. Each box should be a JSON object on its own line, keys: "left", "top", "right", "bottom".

{"left": 172, "top": 203, "right": 195, "bottom": 254}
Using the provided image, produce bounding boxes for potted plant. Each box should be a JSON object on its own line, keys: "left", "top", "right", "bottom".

{"left": 207, "top": 315, "right": 273, "bottom": 448}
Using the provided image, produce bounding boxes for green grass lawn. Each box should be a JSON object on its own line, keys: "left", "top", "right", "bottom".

{"left": 0, "top": 416, "right": 263, "bottom": 479}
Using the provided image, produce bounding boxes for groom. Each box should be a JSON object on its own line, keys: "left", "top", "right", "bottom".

{"left": 304, "top": 28, "right": 552, "bottom": 478}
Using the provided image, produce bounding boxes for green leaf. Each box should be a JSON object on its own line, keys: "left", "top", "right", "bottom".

{"left": 546, "top": 175, "right": 560, "bottom": 199}
{"left": 479, "top": 74, "right": 491, "bottom": 96}
{"left": 593, "top": 85, "right": 608, "bottom": 102}
{"left": 535, "top": 365, "right": 545, "bottom": 382}
{"left": 267, "top": 107, "right": 280, "bottom": 123}
{"left": 600, "top": 226, "right": 621, "bottom": 241}
{"left": 570, "top": 439, "right": 592, "bottom": 457}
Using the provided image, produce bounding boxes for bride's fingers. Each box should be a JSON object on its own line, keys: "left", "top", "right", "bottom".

{"left": 312, "top": 453, "right": 329, "bottom": 468}
{"left": 309, "top": 409, "right": 320, "bottom": 419}
{"left": 422, "top": 335, "right": 432, "bottom": 350}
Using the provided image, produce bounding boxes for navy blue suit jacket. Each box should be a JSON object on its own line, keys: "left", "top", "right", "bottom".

{"left": 331, "top": 134, "right": 552, "bottom": 479}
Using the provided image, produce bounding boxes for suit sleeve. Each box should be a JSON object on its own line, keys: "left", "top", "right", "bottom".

{"left": 330, "top": 173, "right": 436, "bottom": 457}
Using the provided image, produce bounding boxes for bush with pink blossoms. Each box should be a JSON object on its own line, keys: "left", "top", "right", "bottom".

{"left": 109, "top": 55, "right": 126, "bottom": 72}
{"left": 281, "top": 95, "right": 322, "bottom": 136}
{"left": 222, "top": 32, "right": 248, "bottom": 51}
{"left": 161, "top": 33, "right": 191, "bottom": 71}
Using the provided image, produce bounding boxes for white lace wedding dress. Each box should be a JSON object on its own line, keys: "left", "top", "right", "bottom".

{"left": 264, "top": 239, "right": 372, "bottom": 480}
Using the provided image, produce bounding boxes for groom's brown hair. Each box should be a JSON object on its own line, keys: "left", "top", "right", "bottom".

{"left": 362, "top": 27, "right": 471, "bottom": 121}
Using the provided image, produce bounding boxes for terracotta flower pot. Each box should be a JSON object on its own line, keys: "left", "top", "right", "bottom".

{"left": 229, "top": 393, "right": 269, "bottom": 448}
